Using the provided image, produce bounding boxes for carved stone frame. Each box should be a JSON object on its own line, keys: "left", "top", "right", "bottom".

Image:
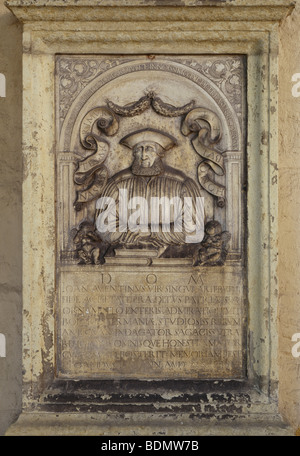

{"left": 6, "top": 0, "right": 295, "bottom": 435}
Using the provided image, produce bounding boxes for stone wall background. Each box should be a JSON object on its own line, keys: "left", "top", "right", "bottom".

{"left": 278, "top": 0, "right": 300, "bottom": 433}
{"left": 0, "top": 0, "right": 22, "bottom": 435}
{"left": 0, "top": 0, "right": 299, "bottom": 435}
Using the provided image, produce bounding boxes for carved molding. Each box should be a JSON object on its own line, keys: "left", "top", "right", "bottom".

{"left": 58, "top": 56, "right": 244, "bottom": 136}
{"left": 6, "top": 0, "right": 295, "bottom": 24}
{"left": 58, "top": 58, "right": 243, "bottom": 153}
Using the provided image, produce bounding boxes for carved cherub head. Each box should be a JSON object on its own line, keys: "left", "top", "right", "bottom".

{"left": 204, "top": 220, "right": 223, "bottom": 237}
{"left": 73, "top": 221, "right": 97, "bottom": 245}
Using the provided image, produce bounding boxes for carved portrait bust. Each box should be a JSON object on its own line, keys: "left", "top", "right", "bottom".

{"left": 69, "top": 86, "right": 234, "bottom": 266}
{"left": 95, "top": 128, "right": 204, "bottom": 255}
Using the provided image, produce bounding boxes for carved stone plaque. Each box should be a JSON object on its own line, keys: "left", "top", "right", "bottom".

{"left": 56, "top": 55, "right": 246, "bottom": 380}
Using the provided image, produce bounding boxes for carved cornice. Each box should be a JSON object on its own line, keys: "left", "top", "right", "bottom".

{"left": 5, "top": 0, "right": 295, "bottom": 24}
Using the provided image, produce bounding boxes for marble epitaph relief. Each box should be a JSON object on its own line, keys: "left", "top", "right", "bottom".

{"left": 56, "top": 55, "right": 246, "bottom": 379}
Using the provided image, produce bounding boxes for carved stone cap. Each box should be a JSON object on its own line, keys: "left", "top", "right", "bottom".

{"left": 120, "top": 129, "right": 177, "bottom": 151}
{"left": 5, "top": 0, "right": 295, "bottom": 23}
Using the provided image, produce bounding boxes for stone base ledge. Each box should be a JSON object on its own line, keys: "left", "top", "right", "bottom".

{"left": 6, "top": 411, "right": 293, "bottom": 436}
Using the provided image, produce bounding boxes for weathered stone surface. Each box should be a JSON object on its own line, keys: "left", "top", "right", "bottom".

{"left": 0, "top": 0, "right": 22, "bottom": 436}
{"left": 3, "top": 0, "right": 298, "bottom": 436}
{"left": 58, "top": 266, "right": 245, "bottom": 379}
{"left": 55, "top": 54, "right": 246, "bottom": 381}
{"left": 6, "top": 411, "right": 293, "bottom": 436}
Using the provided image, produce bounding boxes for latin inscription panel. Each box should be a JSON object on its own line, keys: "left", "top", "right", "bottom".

{"left": 57, "top": 265, "right": 246, "bottom": 379}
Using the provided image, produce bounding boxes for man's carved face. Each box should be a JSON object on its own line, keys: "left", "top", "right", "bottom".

{"left": 131, "top": 140, "right": 164, "bottom": 176}
{"left": 133, "top": 141, "right": 160, "bottom": 168}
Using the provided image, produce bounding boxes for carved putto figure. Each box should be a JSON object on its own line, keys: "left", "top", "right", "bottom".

{"left": 73, "top": 221, "right": 102, "bottom": 265}
{"left": 193, "top": 220, "right": 231, "bottom": 266}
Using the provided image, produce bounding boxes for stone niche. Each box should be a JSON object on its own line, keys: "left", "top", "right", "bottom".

{"left": 5, "top": 0, "right": 295, "bottom": 436}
